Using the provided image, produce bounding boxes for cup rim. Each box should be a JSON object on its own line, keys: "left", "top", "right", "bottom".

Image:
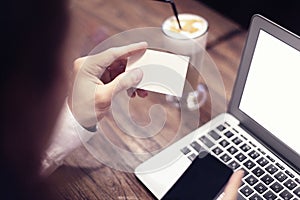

{"left": 162, "top": 13, "right": 208, "bottom": 40}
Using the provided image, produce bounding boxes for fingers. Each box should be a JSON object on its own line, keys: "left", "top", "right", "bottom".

{"left": 108, "top": 59, "right": 127, "bottom": 80}
{"left": 90, "top": 42, "right": 148, "bottom": 76}
{"left": 105, "top": 42, "right": 148, "bottom": 63}
{"left": 70, "top": 42, "right": 148, "bottom": 125}
{"left": 97, "top": 68, "right": 143, "bottom": 105}
{"left": 222, "top": 170, "right": 244, "bottom": 200}
{"left": 136, "top": 89, "right": 148, "bottom": 98}
{"left": 100, "top": 59, "right": 127, "bottom": 84}
{"left": 112, "top": 68, "right": 144, "bottom": 93}
{"left": 127, "top": 88, "right": 148, "bottom": 98}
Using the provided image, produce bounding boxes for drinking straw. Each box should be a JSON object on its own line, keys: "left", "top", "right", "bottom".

{"left": 154, "top": 0, "right": 182, "bottom": 30}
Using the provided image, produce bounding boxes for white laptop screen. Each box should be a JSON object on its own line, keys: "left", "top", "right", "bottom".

{"left": 239, "top": 30, "right": 300, "bottom": 155}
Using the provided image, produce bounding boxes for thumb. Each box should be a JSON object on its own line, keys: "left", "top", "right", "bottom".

{"left": 222, "top": 170, "right": 244, "bottom": 200}
{"left": 84, "top": 42, "right": 147, "bottom": 77}
{"left": 105, "top": 68, "right": 143, "bottom": 96}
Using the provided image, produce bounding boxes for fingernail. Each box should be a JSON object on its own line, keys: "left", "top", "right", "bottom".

{"left": 132, "top": 68, "right": 143, "bottom": 83}
{"left": 139, "top": 41, "right": 148, "bottom": 47}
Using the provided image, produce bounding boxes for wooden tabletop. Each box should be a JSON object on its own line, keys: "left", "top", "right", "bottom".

{"left": 50, "top": 0, "right": 247, "bottom": 199}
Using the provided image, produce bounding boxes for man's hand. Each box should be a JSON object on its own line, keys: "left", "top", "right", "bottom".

{"left": 69, "top": 42, "right": 148, "bottom": 129}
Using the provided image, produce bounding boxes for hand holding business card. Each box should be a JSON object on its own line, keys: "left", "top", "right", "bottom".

{"left": 127, "top": 49, "right": 190, "bottom": 97}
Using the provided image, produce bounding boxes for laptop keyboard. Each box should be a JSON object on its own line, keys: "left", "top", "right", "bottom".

{"left": 180, "top": 122, "right": 300, "bottom": 200}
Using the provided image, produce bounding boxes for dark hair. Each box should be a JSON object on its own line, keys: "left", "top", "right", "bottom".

{"left": 1, "top": 0, "right": 69, "bottom": 199}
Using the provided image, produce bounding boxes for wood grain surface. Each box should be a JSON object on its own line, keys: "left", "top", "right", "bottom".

{"left": 49, "top": 0, "right": 247, "bottom": 199}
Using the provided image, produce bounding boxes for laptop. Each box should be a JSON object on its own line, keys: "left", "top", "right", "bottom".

{"left": 134, "top": 14, "right": 300, "bottom": 200}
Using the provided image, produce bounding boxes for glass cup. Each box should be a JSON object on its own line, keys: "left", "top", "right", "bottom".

{"left": 162, "top": 13, "right": 209, "bottom": 111}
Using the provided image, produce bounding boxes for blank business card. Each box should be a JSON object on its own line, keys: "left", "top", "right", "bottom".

{"left": 127, "top": 49, "right": 190, "bottom": 97}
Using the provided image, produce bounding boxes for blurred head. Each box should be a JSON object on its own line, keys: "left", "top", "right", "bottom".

{"left": 1, "top": 0, "right": 69, "bottom": 199}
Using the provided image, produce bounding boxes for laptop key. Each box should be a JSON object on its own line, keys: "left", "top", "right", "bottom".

{"left": 232, "top": 137, "right": 243, "bottom": 145}
{"left": 250, "top": 193, "right": 263, "bottom": 200}
{"left": 180, "top": 146, "right": 191, "bottom": 155}
{"left": 241, "top": 180, "right": 246, "bottom": 186}
{"left": 293, "top": 187, "right": 300, "bottom": 197}
{"left": 266, "top": 155, "right": 275, "bottom": 162}
{"left": 228, "top": 160, "right": 240, "bottom": 170}
{"left": 224, "top": 121, "right": 231, "bottom": 127}
{"left": 252, "top": 166, "right": 265, "bottom": 177}
{"left": 240, "top": 134, "right": 248, "bottom": 141}
{"left": 240, "top": 185, "right": 254, "bottom": 197}
{"left": 241, "top": 168, "right": 249, "bottom": 177}
{"left": 232, "top": 128, "right": 239, "bottom": 133}
{"left": 275, "top": 162, "right": 285, "bottom": 170}
{"left": 236, "top": 152, "right": 247, "bottom": 162}
{"left": 244, "top": 160, "right": 256, "bottom": 170}
{"left": 219, "top": 139, "right": 230, "bottom": 147}
{"left": 270, "top": 182, "right": 284, "bottom": 193}
{"left": 265, "top": 164, "right": 278, "bottom": 175}
{"left": 261, "top": 174, "right": 274, "bottom": 185}
{"left": 188, "top": 153, "right": 197, "bottom": 161}
{"left": 199, "top": 135, "right": 214, "bottom": 148}
{"left": 275, "top": 171, "right": 288, "bottom": 182}
{"left": 249, "top": 150, "right": 260, "bottom": 159}
{"left": 284, "top": 179, "right": 297, "bottom": 190}
{"left": 224, "top": 130, "right": 234, "bottom": 138}
{"left": 216, "top": 124, "right": 226, "bottom": 132}
{"left": 227, "top": 146, "right": 238, "bottom": 155}
{"left": 255, "top": 182, "right": 268, "bottom": 194}
{"left": 208, "top": 130, "right": 221, "bottom": 140}
{"left": 190, "top": 141, "right": 202, "bottom": 152}
{"left": 249, "top": 141, "right": 257, "bottom": 147}
{"left": 285, "top": 170, "right": 295, "bottom": 178}
{"left": 212, "top": 147, "right": 223, "bottom": 155}
{"left": 280, "top": 190, "right": 293, "bottom": 200}
{"left": 220, "top": 153, "right": 232, "bottom": 163}
{"left": 245, "top": 175, "right": 258, "bottom": 186}
{"left": 263, "top": 190, "right": 277, "bottom": 200}
{"left": 258, "top": 148, "right": 266, "bottom": 155}
{"left": 240, "top": 143, "right": 251, "bottom": 152}
{"left": 257, "top": 157, "right": 269, "bottom": 167}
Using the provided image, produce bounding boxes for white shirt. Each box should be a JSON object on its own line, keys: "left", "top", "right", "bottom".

{"left": 40, "top": 100, "right": 96, "bottom": 176}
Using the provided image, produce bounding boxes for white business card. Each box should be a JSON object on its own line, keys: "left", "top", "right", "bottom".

{"left": 127, "top": 49, "right": 189, "bottom": 97}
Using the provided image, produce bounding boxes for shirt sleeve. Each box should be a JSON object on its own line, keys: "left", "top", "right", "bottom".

{"left": 40, "top": 99, "right": 97, "bottom": 177}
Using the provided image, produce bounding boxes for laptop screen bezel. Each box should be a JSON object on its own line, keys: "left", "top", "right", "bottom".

{"left": 228, "top": 14, "right": 300, "bottom": 171}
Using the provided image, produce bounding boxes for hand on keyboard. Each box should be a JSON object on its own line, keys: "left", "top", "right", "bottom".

{"left": 222, "top": 170, "right": 244, "bottom": 200}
